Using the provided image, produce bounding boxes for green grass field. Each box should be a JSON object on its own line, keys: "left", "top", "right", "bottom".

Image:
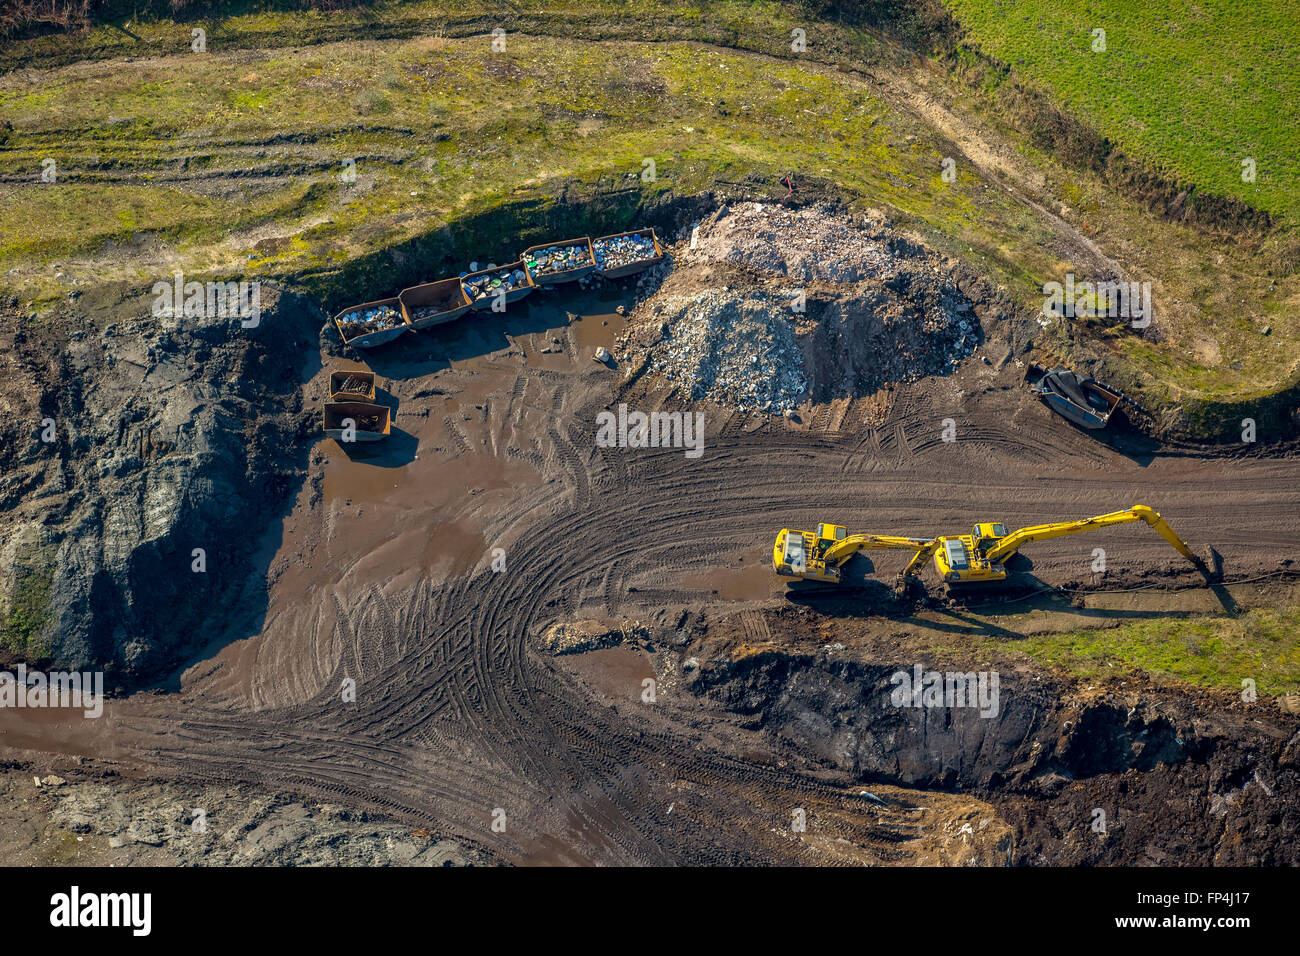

{"left": 993, "top": 606, "right": 1300, "bottom": 696}
{"left": 944, "top": 0, "right": 1300, "bottom": 224}
{"left": 0, "top": 29, "right": 1020, "bottom": 301}
{"left": 918, "top": 603, "right": 1300, "bottom": 697}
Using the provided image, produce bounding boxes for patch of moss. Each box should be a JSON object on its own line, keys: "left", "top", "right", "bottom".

{"left": 1, "top": 543, "right": 55, "bottom": 659}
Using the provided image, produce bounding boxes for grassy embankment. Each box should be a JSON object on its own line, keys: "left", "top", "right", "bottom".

{"left": 0, "top": 0, "right": 1295, "bottom": 431}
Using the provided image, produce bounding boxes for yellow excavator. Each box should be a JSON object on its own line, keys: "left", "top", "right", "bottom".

{"left": 773, "top": 506, "right": 1203, "bottom": 590}
{"left": 772, "top": 523, "right": 934, "bottom": 584}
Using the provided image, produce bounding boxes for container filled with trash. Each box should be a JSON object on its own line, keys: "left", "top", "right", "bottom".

{"left": 520, "top": 238, "right": 595, "bottom": 285}
{"left": 333, "top": 298, "right": 409, "bottom": 349}
{"left": 329, "top": 369, "right": 376, "bottom": 402}
{"left": 398, "top": 278, "right": 472, "bottom": 331}
{"left": 592, "top": 229, "right": 662, "bottom": 278}
{"left": 323, "top": 401, "right": 391, "bottom": 442}
{"left": 460, "top": 261, "right": 535, "bottom": 311}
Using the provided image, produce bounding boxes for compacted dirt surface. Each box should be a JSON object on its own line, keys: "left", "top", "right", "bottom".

{"left": 3, "top": 205, "right": 1297, "bottom": 866}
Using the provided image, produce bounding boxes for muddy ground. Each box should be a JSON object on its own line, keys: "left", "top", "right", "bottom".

{"left": 2, "top": 208, "right": 1298, "bottom": 865}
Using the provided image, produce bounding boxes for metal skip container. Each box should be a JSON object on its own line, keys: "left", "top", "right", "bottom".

{"left": 398, "top": 277, "right": 473, "bottom": 331}
{"left": 592, "top": 228, "right": 663, "bottom": 279}
{"left": 329, "top": 369, "right": 376, "bottom": 403}
{"left": 323, "top": 401, "right": 391, "bottom": 442}
{"left": 520, "top": 237, "right": 596, "bottom": 285}
{"left": 460, "top": 261, "right": 536, "bottom": 311}
{"left": 333, "top": 298, "right": 410, "bottom": 349}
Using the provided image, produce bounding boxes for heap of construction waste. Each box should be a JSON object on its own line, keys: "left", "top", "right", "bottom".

{"left": 619, "top": 202, "right": 978, "bottom": 412}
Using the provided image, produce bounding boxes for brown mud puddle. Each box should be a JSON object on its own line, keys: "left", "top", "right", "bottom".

{"left": 561, "top": 645, "right": 657, "bottom": 702}
{"left": 680, "top": 561, "right": 779, "bottom": 602}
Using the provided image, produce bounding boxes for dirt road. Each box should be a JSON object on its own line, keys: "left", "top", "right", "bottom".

{"left": 2, "top": 281, "right": 1296, "bottom": 865}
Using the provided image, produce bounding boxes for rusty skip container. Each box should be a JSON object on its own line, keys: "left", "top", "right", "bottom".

{"left": 333, "top": 297, "right": 409, "bottom": 350}
{"left": 520, "top": 237, "right": 596, "bottom": 285}
{"left": 592, "top": 228, "right": 663, "bottom": 279}
{"left": 399, "top": 277, "right": 472, "bottom": 331}
{"left": 329, "top": 369, "right": 376, "bottom": 403}
{"left": 323, "top": 401, "right": 391, "bottom": 442}
{"left": 460, "top": 260, "right": 536, "bottom": 312}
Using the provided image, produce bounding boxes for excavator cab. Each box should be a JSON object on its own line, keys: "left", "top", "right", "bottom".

{"left": 972, "top": 522, "right": 1007, "bottom": 545}
{"left": 933, "top": 535, "right": 1007, "bottom": 583}
{"left": 816, "top": 524, "right": 848, "bottom": 549}
{"left": 773, "top": 522, "right": 930, "bottom": 584}
{"left": 774, "top": 525, "right": 840, "bottom": 582}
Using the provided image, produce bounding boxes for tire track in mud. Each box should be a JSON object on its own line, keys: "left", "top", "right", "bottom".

{"left": 111, "top": 357, "right": 1300, "bottom": 865}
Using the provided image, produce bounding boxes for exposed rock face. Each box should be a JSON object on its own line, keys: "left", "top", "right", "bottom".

{"left": 0, "top": 285, "right": 318, "bottom": 686}
{"left": 696, "top": 656, "right": 1191, "bottom": 788}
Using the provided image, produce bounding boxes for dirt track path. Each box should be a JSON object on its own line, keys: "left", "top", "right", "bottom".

{"left": 7, "top": 301, "right": 1290, "bottom": 865}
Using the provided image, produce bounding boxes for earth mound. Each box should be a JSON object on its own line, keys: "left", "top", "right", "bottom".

{"left": 619, "top": 202, "right": 984, "bottom": 412}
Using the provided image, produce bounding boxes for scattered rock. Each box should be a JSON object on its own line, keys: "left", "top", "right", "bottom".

{"left": 539, "top": 619, "right": 648, "bottom": 655}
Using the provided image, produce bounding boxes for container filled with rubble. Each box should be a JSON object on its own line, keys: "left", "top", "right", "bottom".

{"left": 333, "top": 298, "right": 409, "bottom": 349}
{"left": 520, "top": 238, "right": 595, "bottom": 285}
{"left": 592, "top": 229, "right": 663, "bottom": 279}
{"left": 398, "top": 278, "right": 472, "bottom": 331}
{"left": 323, "top": 401, "right": 391, "bottom": 442}
{"left": 329, "top": 369, "right": 376, "bottom": 403}
{"left": 460, "top": 261, "right": 535, "bottom": 311}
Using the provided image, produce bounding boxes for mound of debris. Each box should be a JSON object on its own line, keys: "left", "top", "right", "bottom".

{"left": 642, "top": 290, "right": 808, "bottom": 413}
{"left": 619, "top": 202, "right": 984, "bottom": 411}
{"left": 684, "top": 201, "right": 901, "bottom": 283}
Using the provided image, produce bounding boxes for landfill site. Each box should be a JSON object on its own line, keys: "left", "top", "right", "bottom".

{"left": 0, "top": 1, "right": 1298, "bottom": 882}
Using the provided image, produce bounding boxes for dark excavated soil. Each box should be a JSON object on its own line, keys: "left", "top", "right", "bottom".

{"left": 2, "top": 210, "right": 1298, "bottom": 865}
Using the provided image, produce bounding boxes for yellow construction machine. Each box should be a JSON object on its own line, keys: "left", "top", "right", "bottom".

{"left": 773, "top": 506, "right": 1203, "bottom": 590}
{"left": 772, "top": 524, "right": 934, "bottom": 584}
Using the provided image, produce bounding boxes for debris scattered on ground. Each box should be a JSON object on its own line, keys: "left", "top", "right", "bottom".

{"left": 539, "top": 619, "right": 648, "bottom": 655}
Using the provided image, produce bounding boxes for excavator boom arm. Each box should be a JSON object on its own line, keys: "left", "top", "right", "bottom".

{"left": 901, "top": 539, "right": 942, "bottom": 580}
{"left": 823, "top": 534, "right": 933, "bottom": 566}
{"left": 984, "top": 505, "right": 1196, "bottom": 564}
